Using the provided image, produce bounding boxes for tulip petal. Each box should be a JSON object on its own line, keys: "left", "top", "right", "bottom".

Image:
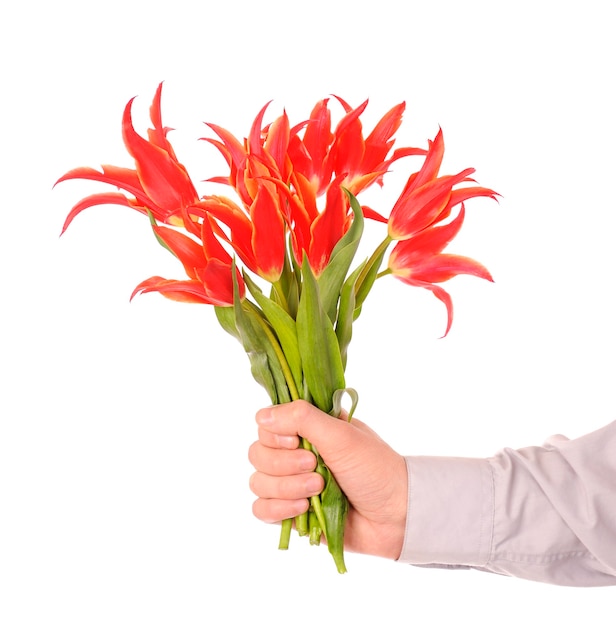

{"left": 152, "top": 225, "right": 204, "bottom": 280}
{"left": 60, "top": 192, "right": 133, "bottom": 234}
{"left": 131, "top": 276, "right": 212, "bottom": 304}
{"left": 410, "top": 253, "right": 494, "bottom": 284}
{"left": 250, "top": 183, "right": 286, "bottom": 281}
{"left": 122, "top": 97, "right": 198, "bottom": 211}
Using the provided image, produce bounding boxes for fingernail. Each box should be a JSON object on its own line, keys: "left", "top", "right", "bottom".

{"left": 275, "top": 435, "right": 297, "bottom": 449}
{"left": 306, "top": 474, "right": 323, "bottom": 495}
{"left": 299, "top": 452, "right": 316, "bottom": 470}
{"left": 256, "top": 408, "right": 274, "bottom": 425}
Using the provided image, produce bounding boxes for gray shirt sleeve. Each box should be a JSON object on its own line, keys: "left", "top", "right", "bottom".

{"left": 398, "top": 421, "right": 616, "bottom": 586}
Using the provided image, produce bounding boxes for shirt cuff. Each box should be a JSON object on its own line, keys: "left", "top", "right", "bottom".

{"left": 398, "top": 456, "right": 494, "bottom": 567}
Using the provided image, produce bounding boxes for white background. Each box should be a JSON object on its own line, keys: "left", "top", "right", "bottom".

{"left": 2, "top": 0, "right": 615, "bottom": 623}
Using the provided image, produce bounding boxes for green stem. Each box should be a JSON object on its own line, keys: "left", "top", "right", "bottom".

{"left": 296, "top": 513, "right": 309, "bottom": 536}
{"left": 309, "top": 510, "right": 322, "bottom": 545}
{"left": 245, "top": 301, "right": 300, "bottom": 401}
{"left": 376, "top": 267, "right": 392, "bottom": 279}
{"left": 303, "top": 439, "right": 328, "bottom": 541}
{"left": 271, "top": 279, "right": 290, "bottom": 312}
{"left": 279, "top": 518, "right": 292, "bottom": 549}
{"left": 355, "top": 235, "right": 392, "bottom": 295}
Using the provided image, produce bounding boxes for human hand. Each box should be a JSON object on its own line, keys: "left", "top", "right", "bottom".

{"left": 248, "top": 400, "right": 408, "bottom": 560}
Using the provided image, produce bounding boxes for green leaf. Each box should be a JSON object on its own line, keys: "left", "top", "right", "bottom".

{"left": 354, "top": 237, "right": 391, "bottom": 316}
{"left": 274, "top": 251, "right": 300, "bottom": 319}
{"left": 214, "top": 305, "right": 240, "bottom": 341}
{"left": 223, "top": 266, "right": 293, "bottom": 404}
{"left": 319, "top": 461, "right": 348, "bottom": 574}
{"left": 231, "top": 285, "right": 278, "bottom": 404}
{"left": 335, "top": 263, "right": 364, "bottom": 371}
{"left": 317, "top": 191, "right": 365, "bottom": 322}
{"left": 330, "top": 388, "right": 359, "bottom": 421}
{"left": 331, "top": 189, "right": 365, "bottom": 258}
{"left": 296, "top": 257, "right": 345, "bottom": 413}
{"left": 244, "top": 273, "right": 303, "bottom": 393}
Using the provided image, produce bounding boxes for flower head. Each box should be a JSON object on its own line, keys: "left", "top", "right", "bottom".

{"left": 388, "top": 203, "right": 494, "bottom": 336}
{"left": 56, "top": 83, "right": 200, "bottom": 233}
{"left": 132, "top": 216, "right": 243, "bottom": 306}
{"left": 387, "top": 128, "right": 497, "bottom": 241}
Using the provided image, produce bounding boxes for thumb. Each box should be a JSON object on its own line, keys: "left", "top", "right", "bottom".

{"left": 256, "top": 400, "right": 359, "bottom": 459}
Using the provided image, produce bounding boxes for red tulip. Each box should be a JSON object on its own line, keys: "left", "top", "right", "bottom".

{"left": 387, "top": 128, "right": 497, "bottom": 241}
{"left": 132, "top": 217, "right": 243, "bottom": 306}
{"left": 287, "top": 97, "right": 426, "bottom": 199}
{"left": 388, "top": 205, "right": 493, "bottom": 336}
{"left": 56, "top": 83, "right": 200, "bottom": 233}
{"left": 199, "top": 176, "right": 286, "bottom": 283}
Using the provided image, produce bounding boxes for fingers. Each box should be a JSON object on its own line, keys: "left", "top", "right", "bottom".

{"left": 251, "top": 497, "right": 310, "bottom": 524}
{"left": 255, "top": 427, "right": 300, "bottom": 451}
{"left": 249, "top": 469, "right": 324, "bottom": 500}
{"left": 256, "top": 400, "right": 355, "bottom": 456}
{"left": 248, "top": 430, "right": 324, "bottom": 524}
{"left": 256, "top": 400, "right": 335, "bottom": 437}
{"left": 249, "top": 467, "right": 322, "bottom": 523}
{"left": 248, "top": 441, "right": 317, "bottom": 476}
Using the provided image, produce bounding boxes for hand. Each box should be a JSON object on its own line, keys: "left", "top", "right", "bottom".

{"left": 248, "top": 400, "right": 408, "bottom": 560}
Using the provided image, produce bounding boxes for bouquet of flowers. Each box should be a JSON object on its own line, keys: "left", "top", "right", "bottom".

{"left": 56, "top": 83, "right": 497, "bottom": 573}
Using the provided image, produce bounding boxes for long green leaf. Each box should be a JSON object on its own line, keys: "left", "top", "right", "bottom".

{"left": 296, "top": 257, "right": 345, "bottom": 412}
{"left": 335, "top": 263, "right": 364, "bottom": 371}
{"left": 214, "top": 305, "right": 240, "bottom": 341}
{"left": 354, "top": 237, "right": 390, "bottom": 315}
{"left": 318, "top": 461, "right": 348, "bottom": 574}
{"left": 226, "top": 266, "right": 281, "bottom": 403}
{"left": 244, "top": 273, "right": 303, "bottom": 393}
{"left": 317, "top": 191, "right": 365, "bottom": 321}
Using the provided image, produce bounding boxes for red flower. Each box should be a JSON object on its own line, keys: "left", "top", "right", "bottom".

{"left": 292, "top": 175, "right": 350, "bottom": 276}
{"left": 132, "top": 217, "right": 243, "bottom": 306}
{"left": 287, "top": 97, "right": 426, "bottom": 198}
{"left": 388, "top": 205, "right": 493, "bottom": 336}
{"left": 200, "top": 106, "right": 291, "bottom": 282}
{"left": 387, "top": 128, "right": 497, "bottom": 241}
{"left": 56, "top": 83, "right": 200, "bottom": 233}
{"left": 201, "top": 96, "right": 426, "bottom": 278}
{"left": 197, "top": 175, "right": 287, "bottom": 283}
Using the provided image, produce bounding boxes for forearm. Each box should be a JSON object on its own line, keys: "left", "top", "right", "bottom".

{"left": 398, "top": 421, "right": 616, "bottom": 587}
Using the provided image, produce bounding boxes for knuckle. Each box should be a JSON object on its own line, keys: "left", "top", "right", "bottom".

{"left": 248, "top": 471, "right": 261, "bottom": 496}
{"left": 247, "top": 441, "right": 259, "bottom": 466}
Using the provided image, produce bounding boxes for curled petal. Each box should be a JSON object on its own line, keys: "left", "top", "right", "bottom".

{"left": 361, "top": 205, "right": 388, "bottom": 223}
{"left": 247, "top": 101, "right": 273, "bottom": 157}
{"left": 198, "top": 258, "right": 244, "bottom": 305}
{"left": 122, "top": 97, "right": 199, "bottom": 211}
{"left": 307, "top": 177, "right": 349, "bottom": 275}
{"left": 147, "top": 82, "right": 177, "bottom": 158}
{"left": 152, "top": 225, "right": 205, "bottom": 280}
{"left": 131, "top": 262, "right": 243, "bottom": 307}
{"left": 55, "top": 165, "right": 141, "bottom": 194}
{"left": 250, "top": 183, "right": 286, "bottom": 281}
{"left": 400, "top": 128, "right": 445, "bottom": 196}
{"left": 330, "top": 99, "right": 369, "bottom": 178}
{"left": 361, "top": 101, "right": 405, "bottom": 172}
{"left": 413, "top": 280, "right": 454, "bottom": 338}
{"left": 264, "top": 110, "right": 291, "bottom": 179}
{"left": 388, "top": 168, "right": 475, "bottom": 240}
{"left": 131, "top": 276, "right": 213, "bottom": 304}
{"left": 302, "top": 98, "right": 333, "bottom": 173}
{"left": 447, "top": 186, "right": 500, "bottom": 210}
{"left": 390, "top": 205, "right": 467, "bottom": 265}
{"left": 60, "top": 192, "right": 133, "bottom": 234}
{"left": 199, "top": 196, "right": 256, "bottom": 270}
{"left": 403, "top": 253, "right": 494, "bottom": 284}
